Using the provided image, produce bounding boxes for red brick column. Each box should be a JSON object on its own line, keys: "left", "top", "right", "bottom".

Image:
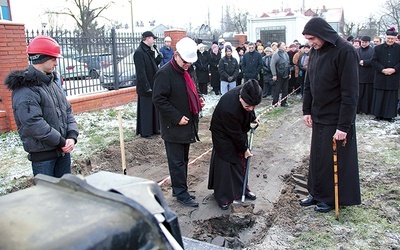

{"left": 234, "top": 34, "right": 248, "bottom": 48}
{"left": 0, "top": 21, "right": 27, "bottom": 132}
{"left": 164, "top": 30, "right": 187, "bottom": 51}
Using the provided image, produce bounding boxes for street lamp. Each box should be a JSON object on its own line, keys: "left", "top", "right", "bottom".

{"left": 128, "top": 0, "right": 134, "bottom": 36}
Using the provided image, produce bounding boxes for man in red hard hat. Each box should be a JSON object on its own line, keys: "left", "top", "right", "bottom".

{"left": 4, "top": 35, "right": 79, "bottom": 178}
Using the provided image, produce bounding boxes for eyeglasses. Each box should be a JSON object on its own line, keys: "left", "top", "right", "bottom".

{"left": 178, "top": 53, "right": 191, "bottom": 64}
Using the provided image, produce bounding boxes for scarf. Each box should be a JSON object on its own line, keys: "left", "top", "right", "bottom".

{"left": 171, "top": 59, "right": 202, "bottom": 115}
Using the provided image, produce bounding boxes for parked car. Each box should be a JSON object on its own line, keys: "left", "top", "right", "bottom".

{"left": 74, "top": 53, "right": 113, "bottom": 79}
{"left": 56, "top": 57, "right": 88, "bottom": 80}
{"left": 54, "top": 71, "right": 67, "bottom": 96}
{"left": 99, "top": 53, "right": 136, "bottom": 90}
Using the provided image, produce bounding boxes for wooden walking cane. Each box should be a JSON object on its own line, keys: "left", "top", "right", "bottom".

{"left": 332, "top": 138, "right": 339, "bottom": 220}
{"left": 332, "top": 138, "right": 346, "bottom": 220}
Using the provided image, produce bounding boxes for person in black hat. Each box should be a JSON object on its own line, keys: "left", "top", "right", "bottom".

{"left": 357, "top": 35, "right": 374, "bottom": 115}
{"left": 371, "top": 27, "right": 400, "bottom": 122}
{"left": 134, "top": 31, "right": 163, "bottom": 138}
{"left": 301, "top": 17, "right": 361, "bottom": 213}
{"left": 208, "top": 79, "right": 261, "bottom": 210}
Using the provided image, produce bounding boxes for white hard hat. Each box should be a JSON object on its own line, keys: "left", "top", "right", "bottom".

{"left": 164, "top": 36, "right": 172, "bottom": 42}
{"left": 176, "top": 37, "right": 198, "bottom": 63}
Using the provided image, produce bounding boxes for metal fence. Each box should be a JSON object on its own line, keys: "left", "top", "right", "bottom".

{"left": 26, "top": 29, "right": 164, "bottom": 96}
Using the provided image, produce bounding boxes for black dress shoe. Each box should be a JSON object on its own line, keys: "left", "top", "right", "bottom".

{"left": 300, "top": 195, "right": 317, "bottom": 207}
{"left": 219, "top": 203, "right": 229, "bottom": 210}
{"left": 173, "top": 194, "right": 196, "bottom": 200}
{"left": 245, "top": 192, "right": 257, "bottom": 200}
{"left": 177, "top": 198, "right": 199, "bottom": 207}
{"left": 314, "top": 202, "right": 333, "bottom": 213}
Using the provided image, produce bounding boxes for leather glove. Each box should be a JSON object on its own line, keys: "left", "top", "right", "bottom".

{"left": 145, "top": 88, "right": 152, "bottom": 93}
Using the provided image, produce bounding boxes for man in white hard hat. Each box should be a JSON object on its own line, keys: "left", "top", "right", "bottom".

{"left": 153, "top": 37, "right": 206, "bottom": 207}
{"left": 159, "top": 36, "right": 174, "bottom": 67}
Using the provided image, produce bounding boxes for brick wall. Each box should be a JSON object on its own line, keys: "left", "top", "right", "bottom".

{"left": 0, "top": 21, "right": 27, "bottom": 132}
{"left": 68, "top": 87, "right": 137, "bottom": 114}
{"left": 234, "top": 34, "right": 248, "bottom": 47}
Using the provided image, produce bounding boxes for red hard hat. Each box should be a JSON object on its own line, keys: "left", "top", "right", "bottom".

{"left": 26, "top": 35, "right": 63, "bottom": 58}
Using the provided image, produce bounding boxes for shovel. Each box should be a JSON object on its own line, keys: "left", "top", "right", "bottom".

{"left": 241, "top": 123, "right": 258, "bottom": 203}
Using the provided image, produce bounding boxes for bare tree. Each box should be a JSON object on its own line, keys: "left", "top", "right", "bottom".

{"left": 46, "top": 0, "right": 114, "bottom": 37}
{"left": 221, "top": 6, "right": 248, "bottom": 34}
{"left": 375, "top": 0, "right": 400, "bottom": 36}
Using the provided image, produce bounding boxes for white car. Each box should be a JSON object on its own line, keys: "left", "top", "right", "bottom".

{"left": 56, "top": 57, "right": 88, "bottom": 80}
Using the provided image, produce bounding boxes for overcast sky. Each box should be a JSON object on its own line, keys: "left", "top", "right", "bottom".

{"left": 10, "top": 0, "right": 386, "bottom": 31}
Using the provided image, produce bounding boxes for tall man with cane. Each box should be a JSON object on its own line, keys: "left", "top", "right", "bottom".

{"left": 300, "top": 17, "right": 361, "bottom": 213}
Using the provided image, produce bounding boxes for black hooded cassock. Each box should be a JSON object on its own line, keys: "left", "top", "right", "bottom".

{"left": 302, "top": 17, "right": 361, "bottom": 206}
{"left": 370, "top": 41, "right": 400, "bottom": 119}
{"left": 208, "top": 86, "right": 256, "bottom": 206}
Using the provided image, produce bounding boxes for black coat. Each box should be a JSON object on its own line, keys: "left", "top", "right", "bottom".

{"left": 134, "top": 41, "right": 160, "bottom": 96}
{"left": 357, "top": 46, "right": 374, "bottom": 83}
{"left": 152, "top": 59, "right": 200, "bottom": 144}
{"left": 210, "top": 86, "right": 256, "bottom": 163}
{"left": 4, "top": 66, "right": 79, "bottom": 156}
{"left": 218, "top": 56, "right": 239, "bottom": 82}
{"left": 303, "top": 33, "right": 359, "bottom": 133}
{"left": 209, "top": 50, "right": 221, "bottom": 88}
{"left": 195, "top": 51, "right": 210, "bottom": 84}
{"left": 241, "top": 51, "right": 262, "bottom": 80}
{"left": 371, "top": 42, "right": 400, "bottom": 90}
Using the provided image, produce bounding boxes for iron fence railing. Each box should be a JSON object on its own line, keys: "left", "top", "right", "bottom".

{"left": 26, "top": 29, "right": 164, "bottom": 96}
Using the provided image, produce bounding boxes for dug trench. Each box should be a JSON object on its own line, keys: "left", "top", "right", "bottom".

{"left": 73, "top": 97, "right": 313, "bottom": 249}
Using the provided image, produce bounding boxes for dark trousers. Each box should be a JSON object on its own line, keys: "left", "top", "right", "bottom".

{"left": 262, "top": 79, "right": 273, "bottom": 97}
{"left": 198, "top": 82, "right": 208, "bottom": 95}
{"left": 164, "top": 141, "right": 191, "bottom": 200}
{"left": 272, "top": 77, "right": 289, "bottom": 106}
{"left": 32, "top": 153, "right": 71, "bottom": 177}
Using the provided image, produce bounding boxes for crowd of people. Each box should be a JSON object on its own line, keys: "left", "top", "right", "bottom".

{"left": 4, "top": 19, "right": 398, "bottom": 212}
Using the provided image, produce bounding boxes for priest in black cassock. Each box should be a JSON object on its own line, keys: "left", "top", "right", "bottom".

{"left": 371, "top": 27, "right": 400, "bottom": 122}
{"left": 208, "top": 79, "right": 262, "bottom": 210}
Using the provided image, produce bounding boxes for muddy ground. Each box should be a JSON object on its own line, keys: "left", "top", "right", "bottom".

{"left": 73, "top": 96, "right": 399, "bottom": 249}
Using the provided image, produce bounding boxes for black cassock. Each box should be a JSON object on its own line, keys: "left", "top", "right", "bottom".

{"left": 208, "top": 86, "right": 254, "bottom": 206}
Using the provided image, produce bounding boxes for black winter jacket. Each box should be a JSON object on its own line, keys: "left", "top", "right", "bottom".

{"left": 4, "top": 66, "right": 79, "bottom": 161}
{"left": 218, "top": 56, "right": 239, "bottom": 82}
{"left": 152, "top": 59, "right": 201, "bottom": 144}
{"left": 241, "top": 51, "right": 262, "bottom": 80}
{"left": 195, "top": 51, "right": 210, "bottom": 84}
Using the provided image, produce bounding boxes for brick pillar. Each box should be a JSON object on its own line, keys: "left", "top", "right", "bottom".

{"left": 164, "top": 30, "right": 187, "bottom": 51}
{"left": 234, "top": 34, "right": 248, "bottom": 48}
{"left": 0, "top": 21, "right": 28, "bottom": 132}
